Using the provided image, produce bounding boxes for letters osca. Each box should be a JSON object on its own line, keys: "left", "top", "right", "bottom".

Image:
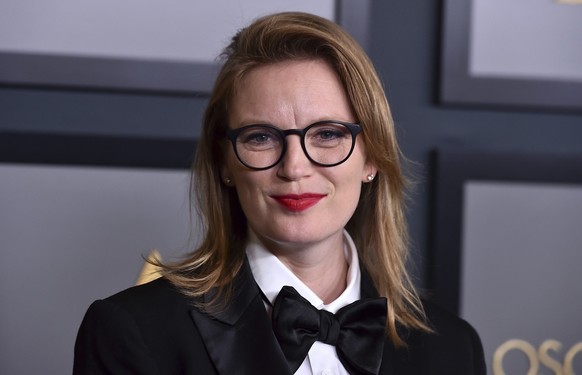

{"left": 493, "top": 339, "right": 582, "bottom": 375}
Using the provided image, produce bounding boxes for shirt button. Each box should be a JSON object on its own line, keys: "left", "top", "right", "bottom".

{"left": 321, "top": 370, "right": 332, "bottom": 375}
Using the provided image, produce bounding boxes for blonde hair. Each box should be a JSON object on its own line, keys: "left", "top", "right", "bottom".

{"left": 161, "top": 11, "right": 430, "bottom": 346}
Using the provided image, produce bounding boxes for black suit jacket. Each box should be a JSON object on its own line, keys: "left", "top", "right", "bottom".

{"left": 74, "top": 263, "right": 486, "bottom": 374}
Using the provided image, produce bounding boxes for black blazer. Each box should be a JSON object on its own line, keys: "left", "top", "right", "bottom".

{"left": 74, "top": 263, "right": 486, "bottom": 374}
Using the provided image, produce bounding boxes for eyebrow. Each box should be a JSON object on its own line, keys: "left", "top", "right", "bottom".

{"left": 231, "top": 118, "right": 357, "bottom": 129}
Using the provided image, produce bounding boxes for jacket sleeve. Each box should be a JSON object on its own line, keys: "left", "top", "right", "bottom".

{"left": 73, "top": 299, "right": 160, "bottom": 375}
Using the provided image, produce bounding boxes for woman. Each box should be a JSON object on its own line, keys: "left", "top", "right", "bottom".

{"left": 74, "top": 12, "right": 485, "bottom": 375}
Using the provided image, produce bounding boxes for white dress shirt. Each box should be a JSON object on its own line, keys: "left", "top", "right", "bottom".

{"left": 246, "top": 229, "right": 361, "bottom": 375}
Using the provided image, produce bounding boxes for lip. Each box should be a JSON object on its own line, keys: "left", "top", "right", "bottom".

{"left": 271, "top": 193, "right": 326, "bottom": 212}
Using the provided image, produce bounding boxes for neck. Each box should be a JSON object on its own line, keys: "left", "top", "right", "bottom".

{"left": 260, "top": 232, "right": 349, "bottom": 304}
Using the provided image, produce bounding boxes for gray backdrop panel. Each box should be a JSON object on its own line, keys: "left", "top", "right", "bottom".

{"left": 461, "top": 182, "right": 582, "bottom": 374}
{"left": 0, "top": 164, "right": 195, "bottom": 374}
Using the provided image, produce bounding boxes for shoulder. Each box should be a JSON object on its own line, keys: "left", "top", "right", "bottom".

{"left": 85, "top": 277, "right": 202, "bottom": 339}
{"left": 79, "top": 277, "right": 199, "bottom": 338}
{"left": 394, "top": 299, "right": 486, "bottom": 374}
{"left": 74, "top": 278, "right": 214, "bottom": 374}
{"left": 422, "top": 299, "right": 482, "bottom": 344}
{"left": 105, "top": 277, "right": 195, "bottom": 315}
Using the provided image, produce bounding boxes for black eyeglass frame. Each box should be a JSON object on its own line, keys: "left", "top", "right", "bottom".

{"left": 226, "top": 120, "right": 362, "bottom": 171}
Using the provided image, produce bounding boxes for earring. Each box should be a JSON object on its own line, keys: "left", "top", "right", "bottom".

{"left": 367, "top": 174, "right": 375, "bottom": 181}
{"left": 225, "top": 177, "right": 232, "bottom": 185}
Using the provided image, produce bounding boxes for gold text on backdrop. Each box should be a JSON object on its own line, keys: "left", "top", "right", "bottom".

{"left": 493, "top": 339, "right": 582, "bottom": 375}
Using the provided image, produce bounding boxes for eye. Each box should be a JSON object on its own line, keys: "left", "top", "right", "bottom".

{"left": 314, "top": 128, "right": 344, "bottom": 140}
{"left": 307, "top": 124, "right": 350, "bottom": 146}
{"left": 242, "top": 132, "right": 271, "bottom": 144}
{"left": 237, "top": 126, "right": 281, "bottom": 150}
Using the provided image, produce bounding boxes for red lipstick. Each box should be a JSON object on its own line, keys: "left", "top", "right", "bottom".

{"left": 271, "top": 193, "right": 326, "bottom": 212}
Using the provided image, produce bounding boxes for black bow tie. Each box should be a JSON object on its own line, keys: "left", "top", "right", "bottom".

{"left": 272, "top": 286, "right": 387, "bottom": 375}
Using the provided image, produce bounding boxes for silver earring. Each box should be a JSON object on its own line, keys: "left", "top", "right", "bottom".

{"left": 367, "top": 174, "right": 375, "bottom": 181}
{"left": 225, "top": 177, "right": 232, "bottom": 185}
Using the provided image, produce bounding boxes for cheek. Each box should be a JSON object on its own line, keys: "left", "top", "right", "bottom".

{"left": 351, "top": 141, "right": 370, "bottom": 178}
{"left": 225, "top": 151, "right": 252, "bottom": 187}
{"left": 332, "top": 161, "right": 367, "bottom": 206}
{"left": 223, "top": 145, "right": 238, "bottom": 171}
{"left": 343, "top": 178, "right": 364, "bottom": 207}
{"left": 231, "top": 171, "right": 271, "bottom": 207}
{"left": 327, "top": 168, "right": 363, "bottom": 201}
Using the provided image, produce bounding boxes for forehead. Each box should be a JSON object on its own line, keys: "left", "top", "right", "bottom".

{"left": 228, "top": 59, "right": 353, "bottom": 127}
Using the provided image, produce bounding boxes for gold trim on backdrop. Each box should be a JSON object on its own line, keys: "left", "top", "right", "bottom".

{"left": 135, "top": 249, "right": 162, "bottom": 285}
{"left": 555, "top": 0, "right": 582, "bottom": 4}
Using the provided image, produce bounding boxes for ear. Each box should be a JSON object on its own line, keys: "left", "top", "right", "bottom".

{"left": 362, "top": 161, "right": 378, "bottom": 183}
{"left": 220, "top": 164, "right": 234, "bottom": 187}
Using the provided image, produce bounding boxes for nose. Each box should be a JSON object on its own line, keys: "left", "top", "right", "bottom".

{"left": 276, "top": 135, "right": 313, "bottom": 180}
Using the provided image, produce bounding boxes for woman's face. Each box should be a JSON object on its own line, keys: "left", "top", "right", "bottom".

{"left": 222, "top": 59, "right": 376, "bottom": 254}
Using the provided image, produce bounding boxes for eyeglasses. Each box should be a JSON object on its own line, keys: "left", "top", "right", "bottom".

{"left": 226, "top": 120, "right": 362, "bottom": 170}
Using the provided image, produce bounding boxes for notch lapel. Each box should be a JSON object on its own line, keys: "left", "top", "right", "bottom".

{"left": 190, "top": 261, "right": 291, "bottom": 375}
{"left": 190, "top": 263, "right": 401, "bottom": 374}
{"left": 361, "top": 270, "right": 398, "bottom": 375}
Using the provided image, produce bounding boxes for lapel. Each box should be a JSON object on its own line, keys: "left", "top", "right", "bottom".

{"left": 189, "top": 260, "right": 291, "bottom": 375}
{"left": 190, "top": 261, "right": 402, "bottom": 375}
{"left": 360, "top": 270, "right": 399, "bottom": 375}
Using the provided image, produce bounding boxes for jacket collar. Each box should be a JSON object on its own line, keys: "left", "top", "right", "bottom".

{"left": 189, "top": 260, "right": 291, "bottom": 374}
{"left": 189, "top": 259, "right": 398, "bottom": 375}
{"left": 360, "top": 269, "right": 398, "bottom": 374}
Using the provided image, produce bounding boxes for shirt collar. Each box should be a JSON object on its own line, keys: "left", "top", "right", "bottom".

{"left": 246, "top": 229, "right": 361, "bottom": 314}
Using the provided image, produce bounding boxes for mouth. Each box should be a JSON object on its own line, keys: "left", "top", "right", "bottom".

{"left": 271, "top": 193, "right": 326, "bottom": 212}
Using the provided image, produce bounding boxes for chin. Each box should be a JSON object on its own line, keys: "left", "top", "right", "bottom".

{"left": 267, "top": 226, "right": 342, "bottom": 248}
